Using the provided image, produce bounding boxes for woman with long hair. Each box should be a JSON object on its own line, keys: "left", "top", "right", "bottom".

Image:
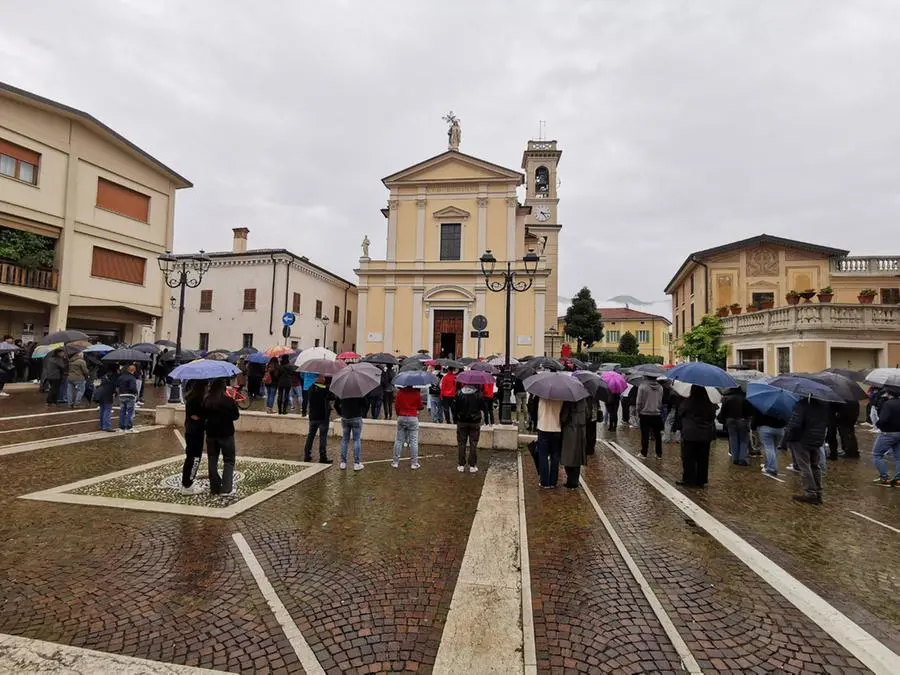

{"left": 264, "top": 357, "right": 278, "bottom": 413}
{"left": 181, "top": 380, "right": 207, "bottom": 495}
{"left": 203, "top": 378, "right": 240, "bottom": 497}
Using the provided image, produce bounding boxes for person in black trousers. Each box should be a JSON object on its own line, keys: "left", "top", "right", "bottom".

{"left": 181, "top": 382, "right": 207, "bottom": 495}
{"left": 381, "top": 366, "right": 395, "bottom": 420}
{"left": 674, "top": 385, "right": 717, "bottom": 487}
{"left": 204, "top": 378, "right": 240, "bottom": 497}
{"left": 606, "top": 392, "right": 620, "bottom": 431}
{"left": 303, "top": 375, "right": 333, "bottom": 463}
{"left": 275, "top": 355, "right": 294, "bottom": 415}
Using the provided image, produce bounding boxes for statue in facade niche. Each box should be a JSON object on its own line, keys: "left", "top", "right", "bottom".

{"left": 443, "top": 111, "right": 461, "bottom": 151}
{"left": 361, "top": 235, "right": 370, "bottom": 258}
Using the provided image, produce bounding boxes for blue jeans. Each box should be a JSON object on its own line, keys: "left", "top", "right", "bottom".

{"left": 99, "top": 403, "right": 113, "bottom": 431}
{"left": 873, "top": 432, "right": 900, "bottom": 480}
{"left": 290, "top": 385, "right": 302, "bottom": 409}
{"left": 340, "top": 417, "right": 363, "bottom": 464}
{"left": 537, "top": 430, "right": 561, "bottom": 487}
{"left": 118, "top": 395, "right": 136, "bottom": 430}
{"left": 726, "top": 418, "right": 750, "bottom": 463}
{"left": 393, "top": 416, "right": 419, "bottom": 463}
{"left": 68, "top": 381, "right": 86, "bottom": 407}
{"left": 59, "top": 380, "right": 69, "bottom": 404}
{"left": 758, "top": 426, "right": 785, "bottom": 474}
{"left": 428, "top": 394, "right": 442, "bottom": 423}
{"left": 266, "top": 386, "right": 276, "bottom": 409}
{"left": 369, "top": 398, "right": 382, "bottom": 419}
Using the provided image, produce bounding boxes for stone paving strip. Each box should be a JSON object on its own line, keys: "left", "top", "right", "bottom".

{"left": 603, "top": 438, "right": 900, "bottom": 674}
{"left": 433, "top": 454, "right": 524, "bottom": 674}
{"left": 0, "top": 425, "right": 161, "bottom": 456}
{"left": 849, "top": 511, "right": 900, "bottom": 534}
{"left": 0, "top": 633, "right": 223, "bottom": 673}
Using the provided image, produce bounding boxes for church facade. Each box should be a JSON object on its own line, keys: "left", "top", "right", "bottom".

{"left": 355, "top": 126, "right": 562, "bottom": 359}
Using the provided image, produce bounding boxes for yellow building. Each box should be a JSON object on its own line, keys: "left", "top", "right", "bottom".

{"left": 556, "top": 308, "right": 672, "bottom": 362}
{"left": 0, "top": 81, "right": 191, "bottom": 343}
{"left": 665, "top": 234, "right": 900, "bottom": 373}
{"left": 355, "top": 124, "right": 561, "bottom": 359}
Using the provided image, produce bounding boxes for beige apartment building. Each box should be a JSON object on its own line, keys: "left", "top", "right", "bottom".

{"left": 162, "top": 228, "right": 358, "bottom": 354}
{"left": 0, "top": 81, "right": 190, "bottom": 344}
{"left": 356, "top": 125, "right": 561, "bottom": 359}
{"left": 665, "top": 234, "right": 900, "bottom": 373}
{"left": 556, "top": 308, "right": 673, "bottom": 362}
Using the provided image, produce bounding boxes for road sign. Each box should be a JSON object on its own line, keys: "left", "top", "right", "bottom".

{"left": 282, "top": 312, "right": 295, "bottom": 326}
{"left": 470, "top": 330, "right": 489, "bottom": 338}
{"left": 472, "top": 314, "right": 488, "bottom": 331}
{"left": 282, "top": 325, "right": 291, "bottom": 339}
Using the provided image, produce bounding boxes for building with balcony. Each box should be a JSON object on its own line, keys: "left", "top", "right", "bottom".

{"left": 664, "top": 234, "right": 900, "bottom": 373}
{"left": 355, "top": 129, "right": 560, "bottom": 359}
{"left": 0, "top": 81, "right": 191, "bottom": 344}
{"left": 556, "top": 308, "right": 672, "bottom": 361}
{"left": 161, "top": 228, "right": 357, "bottom": 355}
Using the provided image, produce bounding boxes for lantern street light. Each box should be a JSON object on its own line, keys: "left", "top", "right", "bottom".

{"left": 318, "top": 315, "right": 331, "bottom": 348}
{"left": 479, "top": 248, "right": 540, "bottom": 425}
{"left": 546, "top": 326, "right": 559, "bottom": 358}
{"left": 158, "top": 250, "right": 212, "bottom": 402}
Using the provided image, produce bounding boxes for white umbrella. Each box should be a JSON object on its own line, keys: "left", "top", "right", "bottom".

{"left": 865, "top": 368, "right": 900, "bottom": 388}
{"left": 672, "top": 380, "right": 722, "bottom": 405}
{"left": 295, "top": 347, "right": 336, "bottom": 367}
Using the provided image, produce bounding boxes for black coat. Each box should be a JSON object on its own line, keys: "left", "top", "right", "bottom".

{"left": 306, "top": 384, "right": 333, "bottom": 421}
{"left": 876, "top": 397, "right": 900, "bottom": 433}
{"left": 674, "top": 391, "right": 717, "bottom": 442}
{"left": 204, "top": 395, "right": 240, "bottom": 438}
{"left": 335, "top": 396, "right": 366, "bottom": 419}
{"left": 453, "top": 388, "right": 484, "bottom": 423}
{"left": 785, "top": 399, "right": 829, "bottom": 448}
{"left": 718, "top": 390, "right": 754, "bottom": 422}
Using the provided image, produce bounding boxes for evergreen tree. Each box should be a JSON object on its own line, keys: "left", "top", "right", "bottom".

{"left": 563, "top": 287, "right": 604, "bottom": 352}
{"left": 618, "top": 331, "right": 639, "bottom": 355}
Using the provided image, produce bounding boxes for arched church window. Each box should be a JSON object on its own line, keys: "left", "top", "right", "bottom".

{"left": 535, "top": 166, "right": 549, "bottom": 194}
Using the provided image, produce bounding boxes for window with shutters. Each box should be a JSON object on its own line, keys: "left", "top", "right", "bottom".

{"left": 606, "top": 330, "right": 619, "bottom": 343}
{"left": 96, "top": 178, "right": 150, "bottom": 222}
{"left": 439, "top": 223, "right": 461, "bottom": 261}
{"left": 333, "top": 305, "right": 340, "bottom": 324}
{"left": 198, "top": 333, "right": 209, "bottom": 351}
{"left": 292, "top": 292, "right": 301, "bottom": 313}
{"left": 0, "top": 139, "right": 40, "bottom": 185}
{"left": 880, "top": 288, "right": 900, "bottom": 304}
{"left": 346, "top": 309, "right": 352, "bottom": 327}
{"left": 243, "top": 288, "right": 256, "bottom": 311}
{"left": 637, "top": 330, "right": 650, "bottom": 343}
{"left": 90, "top": 247, "right": 146, "bottom": 285}
{"left": 315, "top": 300, "right": 323, "bottom": 318}
{"left": 199, "top": 289, "right": 213, "bottom": 311}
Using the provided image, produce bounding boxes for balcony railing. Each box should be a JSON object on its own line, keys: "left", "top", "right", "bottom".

{"left": 0, "top": 261, "right": 59, "bottom": 291}
{"left": 721, "top": 303, "right": 899, "bottom": 337}
{"left": 831, "top": 256, "right": 900, "bottom": 275}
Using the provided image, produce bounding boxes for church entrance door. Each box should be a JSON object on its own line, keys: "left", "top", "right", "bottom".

{"left": 433, "top": 310, "right": 464, "bottom": 359}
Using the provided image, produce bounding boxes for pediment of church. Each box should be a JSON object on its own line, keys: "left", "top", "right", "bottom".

{"left": 424, "top": 284, "right": 476, "bottom": 303}
{"left": 383, "top": 150, "right": 524, "bottom": 187}
{"left": 432, "top": 206, "right": 470, "bottom": 220}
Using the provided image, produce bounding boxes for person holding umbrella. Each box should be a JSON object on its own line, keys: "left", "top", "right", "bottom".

{"left": 66, "top": 348, "right": 90, "bottom": 408}
{"left": 116, "top": 364, "right": 140, "bottom": 432}
{"left": 302, "top": 374, "right": 334, "bottom": 463}
{"left": 392, "top": 373, "right": 428, "bottom": 469}
{"left": 329, "top": 363, "right": 380, "bottom": 471}
{"left": 440, "top": 368, "right": 457, "bottom": 424}
{"left": 871, "top": 387, "right": 900, "bottom": 486}
{"left": 560, "top": 394, "right": 588, "bottom": 489}
{"left": 673, "top": 385, "right": 718, "bottom": 487}
{"left": 636, "top": 375, "right": 665, "bottom": 458}
{"left": 453, "top": 370, "right": 486, "bottom": 473}
{"left": 181, "top": 381, "right": 207, "bottom": 495}
{"left": 203, "top": 378, "right": 241, "bottom": 496}
{"left": 94, "top": 364, "right": 119, "bottom": 432}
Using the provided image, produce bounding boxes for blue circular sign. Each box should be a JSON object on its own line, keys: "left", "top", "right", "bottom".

{"left": 282, "top": 312, "right": 296, "bottom": 326}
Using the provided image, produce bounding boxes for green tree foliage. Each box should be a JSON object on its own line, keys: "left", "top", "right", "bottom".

{"left": 580, "top": 351, "right": 663, "bottom": 367}
{"left": 0, "top": 227, "right": 56, "bottom": 269}
{"left": 618, "top": 331, "right": 639, "bottom": 355}
{"left": 563, "top": 287, "right": 604, "bottom": 352}
{"left": 675, "top": 314, "right": 727, "bottom": 367}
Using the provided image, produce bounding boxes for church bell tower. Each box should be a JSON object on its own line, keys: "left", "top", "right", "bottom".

{"left": 522, "top": 140, "right": 562, "bottom": 354}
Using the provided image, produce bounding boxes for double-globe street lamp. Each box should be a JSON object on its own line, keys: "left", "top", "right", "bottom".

{"left": 479, "top": 248, "right": 540, "bottom": 425}
{"left": 158, "top": 250, "right": 212, "bottom": 403}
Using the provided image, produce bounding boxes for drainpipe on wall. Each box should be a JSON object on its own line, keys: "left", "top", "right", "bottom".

{"left": 342, "top": 285, "right": 349, "bottom": 347}
{"left": 689, "top": 255, "right": 710, "bottom": 315}
{"left": 269, "top": 254, "right": 278, "bottom": 336}
{"left": 283, "top": 261, "right": 291, "bottom": 344}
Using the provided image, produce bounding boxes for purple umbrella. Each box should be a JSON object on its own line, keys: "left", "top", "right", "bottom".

{"left": 457, "top": 370, "right": 494, "bottom": 386}
{"left": 600, "top": 370, "right": 627, "bottom": 394}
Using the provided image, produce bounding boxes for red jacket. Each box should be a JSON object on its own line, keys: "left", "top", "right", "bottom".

{"left": 395, "top": 388, "right": 423, "bottom": 417}
{"left": 482, "top": 382, "right": 494, "bottom": 399}
{"left": 440, "top": 372, "right": 457, "bottom": 398}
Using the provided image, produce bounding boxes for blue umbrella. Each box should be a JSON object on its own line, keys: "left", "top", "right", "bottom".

{"left": 766, "top": 375, "right": 844, "bottom": 403}
{"left": 669, "top": 362, "right": 737, "bottom": 389}
{"left": 83, "top": 344, "right": 114, "bottom": 353}
{"left": 169, "top": 359, "right": 241, "bottom": 381}
{"left": 747, "top": 382, "right": 800, "bottom": 420}
{"left": 395, "top": 370, "right": 439, "bottom": 388}
{"left": 248, "top": 352, "right": 271, "bottom": 365}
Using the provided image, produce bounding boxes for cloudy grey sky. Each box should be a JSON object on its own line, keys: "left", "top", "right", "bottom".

{"left": 4, "top": 0, "right": 899, "bottom": 319}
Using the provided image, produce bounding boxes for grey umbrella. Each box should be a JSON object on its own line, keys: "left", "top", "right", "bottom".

{"left": 802, "top": 372, "right": 867, "bottom": 402}
{"left": 527, "top": 357, "right": 562, "bottom": 371}
{"left": 436, "top": 358, "right": 464, "bottom": 369}
{"left": 155, "top": 339, "right": 177, "bottom": 348}
{"left": 0, "top": 342, "right": 18, "bottom": 353}
{"left": 470, "top": 362, "right": 498, "bottom": 374}
{"left": 864, "top": 368, "right": 900, "bottom": 388}
{"left": 41, "top": 330, "right": 90, "bottom": 345}
{"left": 523, "top": 372, "right": 590, "bottom": 402}
{"left": 299, "top": 358, "right": 347, "bottom": 376}
{"left": 824, "top": 367, "right": 866, "bottom": 383}
{"left": 363, "top": 352, "right": 399, "bottom": 366}
{"left": 159, "top": 349, "right": 199, "bottom": 363}
{"left": 330, "top": 363, "right": 382, "bottom": 398}
{"left": 131, "top": 343, "right": 161, "bottom": 354}
{"left": 573, "top": 371, "right": 610, "bottom": 400}
{"left": 102, "top": 348, "right": 152, "bottom": 362}
{"left": 629, "top": 363, "right": 668, "bottom": 377}
{"left": 400, "top": 360, "right": 425, "bottom": 372}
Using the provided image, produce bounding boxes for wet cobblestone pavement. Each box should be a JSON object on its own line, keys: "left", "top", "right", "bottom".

{"left": 0, "top": 392, "right": 897, "bottom": 673}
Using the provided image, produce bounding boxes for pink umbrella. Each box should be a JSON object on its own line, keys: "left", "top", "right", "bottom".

{"left": 600, "top": 370, "right": 627, "bottom": 394}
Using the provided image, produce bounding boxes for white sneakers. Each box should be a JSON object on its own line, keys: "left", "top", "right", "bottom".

{"left": 457, "top": 465, "right": 466, "bottom": 472}
{"left": 180, "top": 484, "right": 204, "bottom": 496}
{"left": 0, "top": 392, "right": 9, "bottom": 397}
{"left": 340, "top": 462, "right": 347, "bottom": 470}
{"left": 391, "top": 461, "right": 400, "bottom": 468}
{"left": 411, "top": 463, "right": 420, "bottom": 470}
{"left": 469, "top": 465, "right": 478, "bottom": 473}
{"left": 353, "top": 463, "right": 364, "bottom": 471}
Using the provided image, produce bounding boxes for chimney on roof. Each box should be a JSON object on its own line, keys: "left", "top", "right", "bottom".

{"left": 232, "top": 227, "right": 249, "bottom": 253}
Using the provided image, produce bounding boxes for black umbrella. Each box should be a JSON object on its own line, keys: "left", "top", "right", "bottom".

{"left": 802, "top": 372, "right": 867, "bottom": 402}
{"left": 102, "top": 348, "right": 152, "bottom": 362}
{"left": 436, "top": 358, "right": 464, "bottom": 369}
{"left": 513, "top": 364, "right": 538, "bottom": 380}
{"left": 629, "top": 363, "right": 668, "bottom": 377}
{"left": 131, "top": 343, "right": 161, "bottom": 354}
{"left": 518, "top": 355, "right": 535, "bottom": 361}
{"left": 459, "top": 357, "right": 478, "bottom": 366}
{"left": 470, "top": 362, "right": 498, "bottom": 374}
{"left": 363, "top": 352, "right": 399, "bottom": 366}
{"left": 159, "top": 349, "right": 199, "bottom": 363}
{"left": 573, "top": 371, "right": 610, "bottom": 401}
{"left": 155, "top": 339, "right": 177, "bottom": 348}
{"left": 41, "top": 330, "right": 90, "bottom": 345}
{"left": 64, "top": 342, "right": 89, "bottom": 357}
{"left": 400, "top": 361, "right": 425, "bottom": 372}
{"left": 527, "top": 357, "right": 562, "bottom": 371}
{"left": 823, "top": 367, "right": 866, "bottom": 383}
{"left": 233, "top": 347, "right": 258, "bottom": 356}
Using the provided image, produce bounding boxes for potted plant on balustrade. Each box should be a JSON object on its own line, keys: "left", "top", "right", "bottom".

{"left": 786, "top": 290, "right": 801, "bottom": 305}
{"left": 858, "top": 288, "right": 877, "bottom": 304}
{"left": 759, "top": 298, "right": 775, "bottom": 310}
{"left": 716, "top": 306, "right": 730, "bottom": 318}
{"left": 817, "top": 286, "right": 834, "bottom": 303}
{"left": 800, "top": 288, "right": 817, "bottom": 302}
{"left": 729, "top": 302, "right": 742, "bottom": 315}
{"left": 745, "top": 303, "right": 760, "bottom": 313}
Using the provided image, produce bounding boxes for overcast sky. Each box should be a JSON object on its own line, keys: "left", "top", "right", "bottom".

{"left": 4, "top": 0, "right": 899, "bottom": 320}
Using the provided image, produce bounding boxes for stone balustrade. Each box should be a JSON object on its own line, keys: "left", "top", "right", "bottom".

{"left": 831, "top": 256, "right": 900, "bottom": 275}
{"left": 721, "top": 303, "right": 899, "bottom": 336}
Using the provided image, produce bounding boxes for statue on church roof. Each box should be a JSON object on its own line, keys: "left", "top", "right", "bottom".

{"left": 361, "top": 234, "right": 370, "bottom": 258}
{"left": 443, "top": 111, "right": 461, "bottom": 151}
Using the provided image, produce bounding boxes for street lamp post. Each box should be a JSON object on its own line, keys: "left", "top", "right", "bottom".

{"left": 546, "top": 326, "right": 559, "bottom": 357}
{"left": 479, "top": 248, "right": 540, "bottom": 425}
{"left": 318, "top": 316, "right": 331, "bottom": 348}
{"left": 158, "top": 250, "right": 212, "bottom": 403}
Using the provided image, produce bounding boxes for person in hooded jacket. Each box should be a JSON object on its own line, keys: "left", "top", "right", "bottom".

{"left": 785, "top": 397, "right": 829, "bottom": 504}
{"left": 560, "top": 397, "right": 588, "bottom": 488}
{"left": 635, "top": 376, "right": 664, "bottom": 457}
{"left": 453, "top": 382, "right": 483, "bottom": 472}
{"left": 67, "top": 351, "right": 90, "bottom": 408}
{"left": 43, "top": 349, "right": 66, "bottom": 405}
{"left": 274, "top": 355, "right": 294, "bottom": 415}
{"left": 718, "top": 387, "right": 754, "bottom": 466}
{"left": 381, "top": 366, "right": 395, "bottom": 420}
{"left": 872, "top": 387, "right": 900, "bottom": 486}
{"left": 674, "top": 386, "right": 717, "bottom": 486}
{"left": 181, "top": 381, "right": 207, "bottom": 495}
{"left": 204, "top": 378, "right": 240, "bottom": 496}
{"left": 303, "top": 374, "right": 333, "bottom": 463}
